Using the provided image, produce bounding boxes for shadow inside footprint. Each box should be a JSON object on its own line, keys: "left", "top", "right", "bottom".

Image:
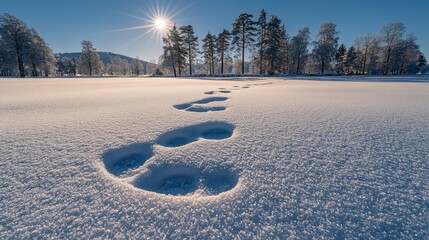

{"left": 102, "top": 143, "right": 153, "bottom": 177}
{"left": 132, "top": 163, "right": 239, "bottom": 197}
{"left": 163, "top": 136, "right": 196, "bottom": 148}
{"left": 193, "top": 97, "right": 228, "bottom": 104}
{"left": 202, "top": 128, "right": 233, "bottom": 139}
{"left": 185, "top": 106, "right": 226, "bottom": 112}
{"left": 173, "top": 97, "right": 228, "bottom": 111}
{"left": 173, "top": 103, "right": 192, "bottom": 110}
{"left": 156, "top": 121, "right": 235, "bottom": 148}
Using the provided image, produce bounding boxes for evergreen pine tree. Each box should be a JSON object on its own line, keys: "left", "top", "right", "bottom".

{"left": 79, "top": 40, "right": 103, "bottom": 76}
{"left": 179, "top": 25, "right": 198, "bottom": 75}
{"left": 290, "top": 27, "right": 311, "bottom": 74}
{"left": 312, "top": 22, "right": 339, "bottom": 74}
{"left": 256, "top": 9, "right": 267, "bottom": 74}
{"left": 264, "top": 15, "right": 282, "bottom": 75}
{"left": 278, "top": 25, "right": 289, "bottom": 74}
{"left": 416, "top": 53, "right": 427, "bottom": 73}
{"left": 0, "top": 13, "right": 32, "bottom": 77}
{"left": 202, "top": 32, "right": 216, "bottom": 74}
{"left": 344, "top": 46, "right": 358, "bottom": 74}
{"left": 216, "top": 29, "right": 231, "bottom": 75}
{"left": 231, "top": 13, "right": 257, "bottom": 74}
{"left": 162, "top": 24, "right": 187, "bottom": 77}
{"left": 335, "top": 44, "right": 347, "bottom": 74}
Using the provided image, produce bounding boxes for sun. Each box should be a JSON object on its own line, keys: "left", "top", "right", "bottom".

{"left": 108, "top": 0, "right": 193, "bottom": 44}
{"left": 154, "top": 18, "right": 167, "bottom": 31}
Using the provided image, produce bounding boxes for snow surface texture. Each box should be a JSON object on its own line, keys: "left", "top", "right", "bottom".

{"left": 1, "top": 76, "right": 429, "bottom": 239}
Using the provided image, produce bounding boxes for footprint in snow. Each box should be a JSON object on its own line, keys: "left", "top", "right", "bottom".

{"left": 132, "top": 162, "right": 239, "bottom": 197}
{"left": 100, "top": 121, "right": 239, "bottom": 197}
{"left": 102, "top": 143, "right": 154, "bottom": 178}
{"left": 204, "top": 90, "right": 231, "bottom": 95}
{"left": 173, "top": 97, "right": 228, "bottom": 112}
{"left": 156, "top": 121, "right": 235, "bottom": 147}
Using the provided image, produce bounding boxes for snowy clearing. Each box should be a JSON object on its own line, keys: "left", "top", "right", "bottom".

{"left": 1, "top": 76, "right": 428, "bottom": 238}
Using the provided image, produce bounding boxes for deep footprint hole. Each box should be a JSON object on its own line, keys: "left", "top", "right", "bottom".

{"left": 165, "top": 136, "right": 193, "bottom": 147}
{"left": 202, "top": 128, "right": 233, "bottom": 139}
{"left": 156, "top": 121, "right": 235, "bottom": 148}
{"left": 133, "top": 164, "right": 239, "bottom": 197}
{"left": 102, "top": 143, "right": 153, "bottom": 177}
{"left": 185, "top": 106, "right": 227, "bottom": 112}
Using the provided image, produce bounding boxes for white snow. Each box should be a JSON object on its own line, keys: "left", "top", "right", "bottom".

{"left": 1, "top": 76, "right": 428, "bottom": 238}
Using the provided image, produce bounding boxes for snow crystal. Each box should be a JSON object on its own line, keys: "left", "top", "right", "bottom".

{"left": 1, "top": 75, "right": 428, "bottom": 238}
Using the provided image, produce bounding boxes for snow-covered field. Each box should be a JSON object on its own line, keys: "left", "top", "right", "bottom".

{"left": 1, "top": 76, "right": 428, "bottom": 239}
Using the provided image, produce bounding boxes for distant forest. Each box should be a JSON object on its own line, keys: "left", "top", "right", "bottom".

{"left": 0, "top": 12, "right": 427, "bottom": 77}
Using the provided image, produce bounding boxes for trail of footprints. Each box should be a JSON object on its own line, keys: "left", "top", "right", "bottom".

{"left": 100, "top": 81, "right": 272, "bottom": 197}
{"left": 102, "top": 121, "right": 237, "bottom": 197}
{"left": 173, "top": 97, "right": 228, "bottom": 112}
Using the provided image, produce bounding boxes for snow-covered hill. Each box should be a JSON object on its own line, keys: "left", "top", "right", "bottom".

{"left": 57, "top": 51, "right": 153, "bottom": 68}
{"left": 1, "top": 76, "right": 428, "bottom": 238}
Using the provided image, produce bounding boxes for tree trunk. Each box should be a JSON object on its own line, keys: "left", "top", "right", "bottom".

{"left": 31, "top": 60, "right": 37, "bottom": 77}
{"left": 88, "top": 58, "right": 92, "bottom": 76}
{"left": 15, "top": 40, "right": 25, "bottom": 78}
{"left": 384, "top": 47, "right": 391, "bottom": 74}
{"left": 296, "top": 58, "right": 300, "bottom": 74}
{"left": 178, "top": 56, "right": 182, "bottom": 75}
{"left": 221, "top": 51, "right": 224, "bottom": 74}
{"left": 321, "top": 59, "right": 325, "bottom": 74}
{"left": 188, "top": 41, "right": 192, "bottom": 75}
{"left": 362, "top": 47, "right": 368, "bottom": 74}
{"left": 171, "top": 59, "right": 177, "bottom": 77}
{"left": 241, "top": 23, "right": 245, "bottom": 74}
{"left": 212, "top": 56, "right": 214, "bottom": 75}
{"left": 399, "top": 61, "right": 404, "bottom": 74}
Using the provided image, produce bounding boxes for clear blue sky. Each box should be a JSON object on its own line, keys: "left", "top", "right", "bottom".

{"left": 1, "top": 0, "right": 428, "bottom": 61}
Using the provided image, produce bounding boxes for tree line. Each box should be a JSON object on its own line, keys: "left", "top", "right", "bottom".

{"left": 1, "top": 12, "right": 427, "bottom": 77}
{"left": 160, "top": 10, "right": 427, "bottom": 76}
{"left": 0, "top": 13, "right": 151, "bottom": 77}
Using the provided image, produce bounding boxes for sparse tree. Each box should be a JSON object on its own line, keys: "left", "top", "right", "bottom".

{"left": 312, "top": 22, "right": 339, "bottom": 74}
{"left": 162, "top": 24, "right": 187, "bottom": 77}
{"left": 224, "top": 56, "right": 233, "bottom": 74}
{"left": 0, "top": 13, "right": 32, "bottom": 77}
{"left": 354, "top": 34, "right": 376, "bottom": 74}
{"left": 344, "top": 46, "right": 358, "bottom": 74}
{"left": 79, "top": 40, "right": 103, "bottom": 76}
{"left": 366, "top": 38, "right": 381, "bottom": 74}
{"left": 107, "top": 56, "right": 129, "bottom": 75}
{"left": 278, "top": 25, "right": 289, "bottom": 74}
{"left": 147, "top": 59, "right": 158, "bottom": 75}
{"left": 264, "top": 15, "right": 282, "bottom": 74}
{"left": 289, "top": 27, "right": 311, "bottom": 74}
{"left": 202, "top": 32, "right": 216, "bottom": 74}
{"left": 379, "top": 23, "right": 406, "bottom": 74}
{"left": 416, "top": 53, "right": 427, "bottom": 73}
{"left": 256, "top": 9, "right": 267, "bottom": 74}
{"left": 26, "top": 29, "right": 56, "bottom": 77}
{"left": 180, "top": 25, "right": 198, "bottom": 75}
{"left": 232, "top": 57, "right": 242, "bottom": 74}
{"left": 131, "top": 57, "right": 143, "bottom": 76}
{"left": 57, "top": 57, "right": 77, "bottom": 76}
{"left": 216, "top": 29, "right": 231, "bottom": 75}
{"left": 335, "top": 44, "right": 347, "bottom": 74}
{"left": 231, "top": 13, "right": 257, "bottom": 74}
{"left": 396, "top": 33, "right": 420, "bottom": 74}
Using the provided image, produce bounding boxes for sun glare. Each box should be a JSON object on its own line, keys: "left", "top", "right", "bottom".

{"left": 154, "top": 18, "right": 167, "bottom": 30}
{"left": 109, "top": 1, "right": 195, "bottom": 46}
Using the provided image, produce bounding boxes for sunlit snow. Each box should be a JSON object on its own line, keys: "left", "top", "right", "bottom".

{"left": 1, "top": 76, "right": 428, "bottom": 238}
